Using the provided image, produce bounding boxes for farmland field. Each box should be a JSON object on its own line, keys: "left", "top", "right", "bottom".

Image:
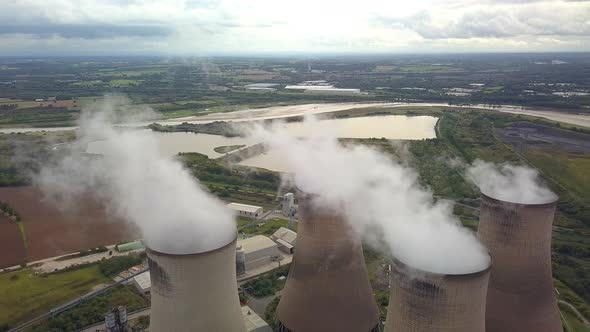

{"left": 0, "top": 220, "right": 26, "bottom": 268}
{"left": 0, "top": 187, "right": 138, "bottom": 262}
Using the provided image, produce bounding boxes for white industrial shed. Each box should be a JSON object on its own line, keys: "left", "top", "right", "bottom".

{"left": 272, "top": 227, "right": 297, "bottom": 254}
{"left": 237, "top": 235, "right": 281, "bottom": 271}
{"left": 228, "top": 203, "right": 264, "bottom": 219}
{"left": 133, "top": 270, "right": 151, "bottom": 294}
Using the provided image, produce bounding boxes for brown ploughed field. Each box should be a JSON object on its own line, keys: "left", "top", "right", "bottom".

{"left": 0, "top": 217, "right": 26, "bottom": 268}
{"left": 0, "top": 187, "right": 138, "bottom": 264}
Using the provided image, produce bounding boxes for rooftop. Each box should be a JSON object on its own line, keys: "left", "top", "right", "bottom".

{"left": 133, "top": 271, "right": 151, "bottom": 291}
{"left": 272, "top": 227, "right": 297, "bottom": 245}
{"left": 238, "top": 235, "right": 277, "bottom": 253}
{"left": 228, "top": 202, "right": 263, "bottom": 214}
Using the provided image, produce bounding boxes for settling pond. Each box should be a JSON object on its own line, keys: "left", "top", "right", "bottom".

{"left": 87, "top": 115, "right": 438, "bottom": 171}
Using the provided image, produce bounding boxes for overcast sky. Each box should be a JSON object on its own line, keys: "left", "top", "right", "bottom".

{"left": 1, "top": 0, "right": 589, "bottom": 55}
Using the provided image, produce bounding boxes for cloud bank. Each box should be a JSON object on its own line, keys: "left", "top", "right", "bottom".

{"left": 0, "top": 0, "right": 588, "bottom": 54}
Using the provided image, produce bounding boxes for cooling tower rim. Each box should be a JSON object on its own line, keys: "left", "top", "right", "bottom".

{"left": 392, "top": 253, "right": 492, "bottom": 278}
{"left": 480, "top": 191, "right": 558, "bottom": 207}
{"left": 144, "top": 232, "right": 237, "bottom": 256}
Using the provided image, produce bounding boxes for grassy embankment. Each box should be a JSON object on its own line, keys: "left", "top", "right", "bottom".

{"left": 0, "top": 254, "right": 144, "bottom": 330}
{"left": 0, "top": 266, "right": 110, "bottom": 328}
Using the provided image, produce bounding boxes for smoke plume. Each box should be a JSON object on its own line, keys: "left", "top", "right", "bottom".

{"left": 466, "top": 160, "right": 557, "bottom": 204}
{"left": 248, "top": 118, "right": 489, "bottom": 275}
{"left": 36, "top": 102, "right": 236, "bottom": 254}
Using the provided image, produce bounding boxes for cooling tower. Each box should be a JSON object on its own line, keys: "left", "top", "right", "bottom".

{"left": 478, "top": 193, "right": 562, "bottom": 332}
{"left": 146, "top": 237, "right": 246, "bottom": 332}
{"left": 276, "top": 195, "right": 380, "bottom": 332}
{"left": 384, "top": 258, "right": 491, "bottom": 332}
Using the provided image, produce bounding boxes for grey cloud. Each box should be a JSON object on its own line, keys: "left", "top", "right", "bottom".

{"left": 0, "top": 23, "right": 173, "bottom": 39}
{"left": 377, "top": 2, "right": 590, "bottom": 39}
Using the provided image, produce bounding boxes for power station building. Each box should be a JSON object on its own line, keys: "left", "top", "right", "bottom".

{"left": 228, "top": 203, "right": 264, "bottom": 219}
{"left": 237, "top": 235, "right": 282, "bottom": 271}
{"left": 384, "top": 258, "right": 491, "bottom": 332}
{"left": 272, "top": 227, "right": 297, "bottom": 254}
{"left": 276, "top": 195, "right": 380, "bottom": 332}
{"left": 146, "top": 236, "right": 246, "bottom": 332}
{"left": 478, "top": 193, "right": 563, "bottom": 332}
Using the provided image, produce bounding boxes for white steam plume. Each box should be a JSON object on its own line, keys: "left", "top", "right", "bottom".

{"left": 249, "top": 117, "right": 489, "bottom": 275}
{"left": 466, "top": 160, "right": 557, "bottom": 204}
{"left": 37, "top": 103, "right": 236, "bottom": 254}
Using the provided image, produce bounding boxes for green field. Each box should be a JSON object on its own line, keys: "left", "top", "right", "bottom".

{"left": 399, "top": 65, "right": 456, "bottom": 73}
{"left": 482, "top": 85, "right": 504, "bottom": 94}
{"left": 562, "top": 306, "right": 590, "bottom": 332}
{"left": 72, "top": 81, "right": 103, "bottom": 87}
{"left": 109, "top": 79, "right": 142, "bottom": 86}
{"left": 241, "top": 218, "right": 290, "bottom": 236}
{"left": 0, "top": 266, "right": 110, "bottom": 327}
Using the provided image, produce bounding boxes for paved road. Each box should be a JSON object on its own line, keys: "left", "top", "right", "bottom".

{"left": 560, "top": 300, "right": 590, "bottom": 327}
{"left": 0, "top": 243, "right": 143, "bottom": 274}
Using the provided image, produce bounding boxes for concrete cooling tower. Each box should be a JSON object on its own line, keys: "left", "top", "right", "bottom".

{"left": 384, "top": 258, "right": 491, "bottom": 332}
{"left": 276, "top": 195, "right": 380, "bottom": 332}
{"left": 146, "top": 237, "right": 246, "bottom": 332}
{"left": 478, "top": 193, "right": 562, "bottom": 332}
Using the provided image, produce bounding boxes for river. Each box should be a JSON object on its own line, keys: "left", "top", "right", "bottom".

{"left": 1, "top": 102, "right": 588, "bottom": 134}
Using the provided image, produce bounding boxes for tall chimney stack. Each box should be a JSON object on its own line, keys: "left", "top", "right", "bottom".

{"left": 146, "top": 237, "right": 246, "bottom": 332}
{"left": 276, "top": 194, "right": 380, "bottom": 332}
{"left": 384, "top": 257, "right": 491, "bottom": 332}
{"left": 478, "top": 193, "right": 562, "bottom": 332}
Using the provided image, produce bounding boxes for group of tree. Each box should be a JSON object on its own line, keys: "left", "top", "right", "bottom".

{"left": 0, "top": 200, "right": 21, "bottom": 222}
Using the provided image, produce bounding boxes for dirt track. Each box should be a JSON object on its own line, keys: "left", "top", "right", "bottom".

{"left": 0, "top": 187, "right": 138, "bottom": 264}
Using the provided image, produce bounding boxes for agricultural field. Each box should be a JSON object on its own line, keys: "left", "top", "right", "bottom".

{"left": 0, "top": 220, "right": 26, "bottom": 268}
{"left": 0, "top": 187, "right": 138, "bottom": 264}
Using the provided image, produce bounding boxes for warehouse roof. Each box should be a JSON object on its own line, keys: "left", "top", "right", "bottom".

{"left": 116, "top": 240, "right": 144, "bottom": 252}
{"left": 238, "top": 235, "right": 277, "bottom": 253}
{"left": 272, "top": 227, "right": 297, "bottom": 245}
{"left": 227, "top": 203, "right": 263, "bottom": 213}
{"left": 133, "top": 271, "right": 151, "bottom": 292}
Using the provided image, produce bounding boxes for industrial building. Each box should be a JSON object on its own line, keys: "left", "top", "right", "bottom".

{"left": 115, "top": 240, "right": 144, "bottom": 253}
{"left": 272, "top": 227, "right": 297, "bottom": 254}
{"left": 282, "top": 193, "right": 295, "bottom": 217}
{"left": 132, "top": 271, "right": 151, "bottom": 294}
{"left": 384, "top": 258, "right": 491, "bottom": 332}
{"left": 478, "top": 193, "right": 563, "bottom": 332}
{"left": 303, "top": 88, "right": 361, "bottom": 96}
{"left": 146, "top": 236, "right": 246, "bottom": 332}
{"left": 276, "top": 194, "right": 380, "bottom": 332}
{"left": 228, "top": 202, "right": 264, "bottom": 219}
{"left": 237, "top": 235, "right": 282, "bottom": 271}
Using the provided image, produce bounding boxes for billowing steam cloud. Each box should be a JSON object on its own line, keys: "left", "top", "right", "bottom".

{"left": 466, "top": 160, "right": 557, "bottom": 204}
{"left": 249, "top": 118, "right": 489, "bottom": 275}
{"left": 37, "top": 103, "right": 236, "bottom": 254}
